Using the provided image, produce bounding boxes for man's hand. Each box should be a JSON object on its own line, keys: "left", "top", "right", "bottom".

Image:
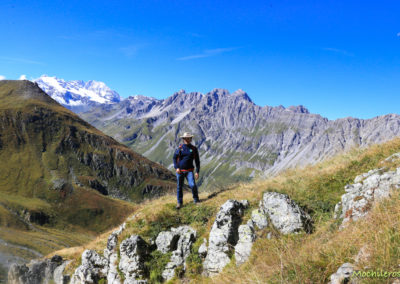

{"left": 176, "top": 168, "right": 181, "bottom": 174}
{"left": 195, "top": 173, "right": 199, "bottom": 180}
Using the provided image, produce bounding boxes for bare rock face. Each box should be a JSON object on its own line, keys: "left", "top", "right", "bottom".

{"left": 82, "top": 87, "right": 400, "bottom": 190}
{"left": 260, "top": 192, "right": 312, "bottom": 234}
{"left": 203, "top": 200, "right": 248, "bottom": 276}
{"left": 334, "top": 166, "right": 400, "bottom": 227}
{"left": 234, "top": 221, "right": 256, "bottom": 266}
{"left": 155, "top": 230, "right": 180, "bottom": 255}
{"left": 8, "top": 255, "right": 69, "bottom": 284}
{"left": 104, "top": 223, "right": 126, "bottom": 284}
{"left": 118, "top": 236, "right": 149, "bottom": 282}
{"left": 155, "top": 226, "right": 196, "bottom": 281}
{"left": 70, "top": 250, "right": 108, "bottom": 284}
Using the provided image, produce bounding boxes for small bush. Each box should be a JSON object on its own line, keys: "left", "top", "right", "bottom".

{"left": 145, "top": 250, "right": 171, "bottom": 283}
{"left": 144, "top": 203, "right": 216, "bottom": 240}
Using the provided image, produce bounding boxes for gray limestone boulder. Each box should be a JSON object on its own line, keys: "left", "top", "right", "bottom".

{"left": 156, "top": 230, "right": 180, "bottom": 254}
{"left": 234, "top": 221, "right": 256, "bottom": 266}
{"left": 382, "top": 152, "right": 400, "bottom": 163}
{"left": 70, "top": 250, "right": 109, "bottom": 284}
{"left": 119, "top": 235, "right": 149, "bottom": 283}
{"left": 334, "top": 167, "right": 400, "bottom": 227}
{"left": 8, "top": 255, "right": 69, "bottom": 284}
{"left": 328, "top": 263, "right": 357, "bottom": 284}
{"left": 53, "top": 260, "right": 71, "bottom": 284}
{"left": 260, "top": 192, "right": 312, "bottom": 234}
{"left": 104, "top": 222, "right": 126, "bottom": 284}
{"left": 160, "top": 225, "right": 197, "bottom": 280}
{"left": 203, "top": 199, "right": 248, "bottom": 276}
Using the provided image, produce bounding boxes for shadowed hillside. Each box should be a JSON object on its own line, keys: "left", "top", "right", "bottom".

{"left": 0, "top": 80, "right": 176, "bottom": 279}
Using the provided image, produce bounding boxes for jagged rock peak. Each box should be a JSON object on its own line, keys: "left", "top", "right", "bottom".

{"left": 287, "top": 105, "right": 310, "bottom": 114}
{"left": 127, "top": 94, "right": 159, "bottom": 102}
{"left": 207, "top": 88, "right": 230, "bottom": 99}
{"left": 203, "top": 88, "right": 254, "bottom": 105}
{"left": 170, "top": 89, "right": 202, "bottom": 98}
{"left": 232, "top": 89, "right": 253, "bottom": 103}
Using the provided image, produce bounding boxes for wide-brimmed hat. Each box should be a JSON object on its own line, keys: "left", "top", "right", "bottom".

{"left": 180, "top": 132, "right": 194, "bottom": 138}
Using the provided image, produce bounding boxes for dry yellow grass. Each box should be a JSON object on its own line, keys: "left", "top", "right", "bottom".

{"left": 211, "top": 191, "right": 400, "bottom": 284}
{"left": 47, "top": 137, "right": 400, "bottom": 283}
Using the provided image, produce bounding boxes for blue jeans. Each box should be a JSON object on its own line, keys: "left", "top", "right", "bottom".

{"left": 176, "top": 171, "right": 199, "bottom": 204}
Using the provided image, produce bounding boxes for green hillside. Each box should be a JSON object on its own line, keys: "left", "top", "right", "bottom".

{"left": 0, "top": 80, "right": 176, "bottom": 277}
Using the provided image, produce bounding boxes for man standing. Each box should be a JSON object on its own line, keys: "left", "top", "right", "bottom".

{"left": 173, "top": 132, "right": 200, "bottom": 209}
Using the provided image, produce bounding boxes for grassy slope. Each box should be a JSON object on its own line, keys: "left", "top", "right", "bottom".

{"left": 49, "top": 135, "right": 400, "bottom": 283}
{"left": 0, "top": 81, "right": 173, "bottom": 267}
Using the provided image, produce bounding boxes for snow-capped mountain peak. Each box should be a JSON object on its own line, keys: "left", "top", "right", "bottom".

{"left": 33, "top": 75, "right": 121, "bottom": 112}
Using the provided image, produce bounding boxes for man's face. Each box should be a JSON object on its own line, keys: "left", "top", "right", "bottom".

{"left": 183, "top": 137, "right": 192, "bottom": 143}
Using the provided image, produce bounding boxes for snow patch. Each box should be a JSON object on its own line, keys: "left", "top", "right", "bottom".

{"left": 33, "top": 75, "right": 121, "bottom": 109}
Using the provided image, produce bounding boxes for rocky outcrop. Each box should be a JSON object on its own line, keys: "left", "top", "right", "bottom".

{"left": 334, "top": 166, "right": 400, "bottom": 227}
{"left": 234, "top": 221, "right": 256, "bottom": 266}
{"left": 82, "top": 87, "right": 400, "bottom": 190}
{"left": 104, "top": 223, "right": 126, "bottom": 284}
{"left": 155, "top": 226, "right": 197, "bottom": 280}
{"left": 156, "top": 230, "right": 180, "bottom": 254}
{"left": 260, "top": 192, "right": 312, "bottom": 234}
{"left": 203, "top": 200, "right": 248, "bottom": 276}
{"left": 8, "top": 255, "right": 69, "bottom": 284}
{"left": 8, "top": 190, "right": 316, "bottom": 283}
{"left": 119, "top": 236, "right": 150, "bottom": 282}
{"left": 328, "top": 263, "right": 357, "bottom": 284}
{"left": 70, "top": 250, "right": 108, "bottom": 284}
{"left": 70, "top": 222, "right": 126, "bottom": 284}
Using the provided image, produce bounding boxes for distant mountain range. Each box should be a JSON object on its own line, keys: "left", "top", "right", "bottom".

{"left": 34, "top": 75, "right": 121, "bottom": 112}
{"left": 34, "top": 76, "right": 400, "bottom": 189}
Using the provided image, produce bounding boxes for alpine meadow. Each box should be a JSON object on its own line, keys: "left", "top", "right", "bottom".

{"left": 2, "top": 1, "right": 400, "bottom": 284}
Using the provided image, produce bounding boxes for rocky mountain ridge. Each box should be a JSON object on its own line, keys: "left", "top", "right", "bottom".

{"left": 81, "top": 88, "right": 400, "bottom": 188}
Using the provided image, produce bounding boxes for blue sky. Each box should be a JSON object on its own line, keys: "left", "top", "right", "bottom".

{"left": 1, "top": 0, "right": 400, "bottom": 120}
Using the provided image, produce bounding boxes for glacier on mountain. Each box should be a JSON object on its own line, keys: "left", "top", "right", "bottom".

{"left": 33, "top": 75, "right": 121, "bottom": 112}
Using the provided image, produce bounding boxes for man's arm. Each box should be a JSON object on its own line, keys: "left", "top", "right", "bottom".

{"left": 173, "top": 149, "right": 179, "bottom": 169}
{"left": 194, "top": 147, "right": 200, "bottom": 174}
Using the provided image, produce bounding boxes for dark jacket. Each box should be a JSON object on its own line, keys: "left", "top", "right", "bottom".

{"left": 173, "top": 143, "right": 200, "bottom": 173}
